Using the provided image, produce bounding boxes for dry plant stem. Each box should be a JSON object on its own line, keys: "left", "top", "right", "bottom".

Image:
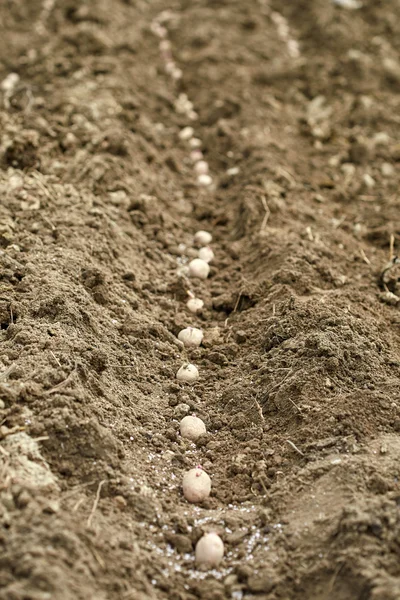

{"left": 260, "top": 196, "right": 270, "bottom": 232}
{"left": 389, "top": 234, "right": 395, "bottom": 260}
{"left": 0, "top": 426, "right": 25, "bottom": 440}
{"left": 44, "top": 368, "right": 76, "bottom": 395}
{"left": 286, "top": 440, "right": 305, "bottom": 456}
{"left": 360, "top": 248, "right": 371, "bottom": 265}
{"left": 87, "top": 480, "right": 107, "bottom": 528}
{"left": 0, "top": 446, "right": 10, "bottom": 457}
{"left": 0, "top": 364, "right": 16, "bottom": 381}
{"left": 288, "top": 398, "right": 302, "bottom": 412}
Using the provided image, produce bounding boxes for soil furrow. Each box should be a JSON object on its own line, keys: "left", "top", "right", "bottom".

{"left": 0, "top": 1, "right": 400, "bottom": 599}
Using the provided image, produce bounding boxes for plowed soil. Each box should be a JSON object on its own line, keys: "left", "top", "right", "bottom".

{"left": 1, "top": 1, "right": 400, "bottom": 599}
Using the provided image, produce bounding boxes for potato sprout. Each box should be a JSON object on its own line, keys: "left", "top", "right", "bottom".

{"left": 180, "top": 415, "right": 206, "bottom": 441}
{"left": 178, "top": 327, "right": 203, "bottom": 348}
{"left": 198, "top": 247, "right": 214, "bottom": 263}
{"left": 194, "top": 230, "right": 212, "bottom": 246}
{"left": 187, "top": 298, "right": 204, "bottom": 313}
{"left": 176, "top": 363, "right": 199, "bottom": 383}
{"left": 189, "top": 258, "right": 210, "bottom": 279}
{"left": 195, "top": 533, "right": 224, "bottom": 567}
{"left": 182, "top": 467, "right": 211, "bottom": 503}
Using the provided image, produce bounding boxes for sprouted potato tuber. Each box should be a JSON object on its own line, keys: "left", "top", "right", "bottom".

{"left": 195, "top": 532, "right": 224, "bottom": 567}
{"left": 182, "top": 467, "right": 211, "bottom": 503}
{"left": 187, "top": 298, "right": 204, "bottom": 313}
{"left": 178, "top": 327, "right": 203, "bottom": 348}
{"left": 176, "top": 363, "right": 199, "bottom": 383}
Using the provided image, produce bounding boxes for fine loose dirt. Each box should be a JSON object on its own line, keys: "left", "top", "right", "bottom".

{"left": 1, "top": 1, "right": 400, "bottom": 599}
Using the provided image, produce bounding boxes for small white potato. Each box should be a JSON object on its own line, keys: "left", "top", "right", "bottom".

{"left": 182, "top": 467, "right": 211, "bottom": 503}
{"left": 198, "top": 246, "right": 214, "bottom": 263}
{"left": 172, "top": 68, "right": 183, "bottom": 80}
{"left": 165, "top": 61, "right": 176, "bottom": 74}
{"left": 194, "top": 230, "right": 212, "bottom": 246}
{"left": 195, "top": 533, "right": 224, "bottom": 567}
{"left": 198, "top": 174, "right": 213, "bottom": 187}
{"left": 189, "top": 258, "right": 210, "bottom": 279}
{"left": 159, "top": 40, "right": 171, "bottom": 52}
{"left": 1, "top": 73, "right": 20, "bottom": 92}
{"left": 226, "top": 166, "right": 240, "bottom": 176}
{"left": 187, "top": 298, "right": 204, "bottom": 313}
{"left": 178, "top": 327, "right": 203, "bottom": 348}
{"left": 189, "top": 137, "right": 202, "bottom": 148}
{"left": 194, "top": 160, "right": 209, "bottom": 175}
{"left": 180, "top": 415, "right": 206, "bottom": 441}
{"left": 381, "top": 162, "right": 394, "bottom": 177}
{"left": 190, "top": 150, "right": 203, "bottom": 162}
{"left": 179, "top": 126, "right": 194, "bottom": 141}
{"left": 176, "top": 363, "right": 199, "bottom": 383}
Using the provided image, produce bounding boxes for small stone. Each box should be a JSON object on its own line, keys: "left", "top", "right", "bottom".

{"left": 114, "top": 495, "right": 127, "bottom": 509}
{"left": 235, "top": 330, "right": 247, "bottom": 344}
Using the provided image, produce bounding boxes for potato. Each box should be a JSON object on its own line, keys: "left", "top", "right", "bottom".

{"left": 197, "top": 174, "right": 213, "bottom": 187}
{"left": 195, "top": 532, "right": 224, "bottom": 567}
{"left": 178, "top": 327, "right": 203, "bottom": 348}
{"left": 189, "top": 258, "right": 210, "bottom": 279}
{"left": 182, "top": 467, "right": 211, "bottom": 503}
{"left": 198, "top": 246, "right": 214, "bottom": 263}
{"left": 187, "top": 298, "right": 204, "bottom": 313}
{"left": 194, "top": 230, "right": 212, "bottom": 246}
{"left": 176, "top": 363, "right": 199, "bottom": 383}
{"left": 180, "top": 416, "right": 206, "bottom": 441}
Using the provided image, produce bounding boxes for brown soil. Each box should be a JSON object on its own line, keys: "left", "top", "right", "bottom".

{"left": 1, "top": 1, "right": 400, "bottom": 599}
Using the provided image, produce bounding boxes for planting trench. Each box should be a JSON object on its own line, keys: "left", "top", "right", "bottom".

{"left": 1, "top": 1, "right": 400, "bottom": 599}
